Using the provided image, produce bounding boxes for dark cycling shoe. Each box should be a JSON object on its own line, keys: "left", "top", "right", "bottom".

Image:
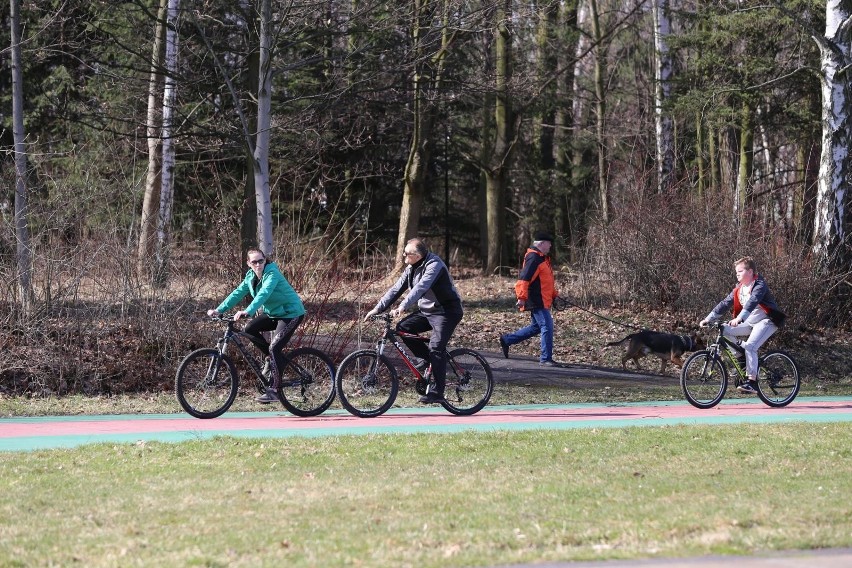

{"left": 419, "top": 392, "right": 445, "bottom": 404}
{"left": 256, "top": 388, "right": 278, "bottom": 404}
{"left": 415, "top": 378, "right": 429, "bottom": 396}
{"left": 736, "top": 380, "right": 758, "bottom": 394}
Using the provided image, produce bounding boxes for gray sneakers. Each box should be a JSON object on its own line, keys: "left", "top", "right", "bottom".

{"left": 256, "top": 388, "right": 278, "bottom": 404}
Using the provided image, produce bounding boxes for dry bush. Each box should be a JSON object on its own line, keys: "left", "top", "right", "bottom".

{"left": 577, "top": 191, "right": 846, "bottom": 328}
{"left": 0, "top": 220, "right": 387, "bottom": 396}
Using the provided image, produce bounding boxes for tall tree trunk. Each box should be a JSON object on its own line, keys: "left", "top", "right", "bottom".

{"left": 589, "top": 0, "right": 609, "bottom": 223}
{"left": 254, "top": 0, "right": 274, "bottom": 255}
{"left": 396, "top": 0, "right": 451, "bottom": 272}
{"left": 241, "top": 14, "right": 260, "bottom": 258}
{"left": 652, "top": 0, "right": 674, "bottom": 194}
{"left": 533, "top": 0, "right": 559, "bottom": 238}
{"left": 154, "top": 0, "right": 181, "bottom": 286}
{"left": 138, "top": 0, "right": 168, "bottom": 281}
{"left": 812, "top": 0, "right": 852, "bottom": 270}
{"left": 735, "top": 101, "right": 754, "bottom": 224}
{"left": 695, "top": 113, "right": 705, "bottom": 198}
{"left": 484, "top": 0, "right": 514, "bottom": 274}
{"left": 568, "top": 0, "right": 593, "bottom": 263}
{"left": 10, "top": 0, "right": 33, "bottom": 311}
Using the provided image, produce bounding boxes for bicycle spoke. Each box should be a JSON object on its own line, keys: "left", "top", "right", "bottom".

{"left": 278, "top": 348, "right": 336, "bottom": 417}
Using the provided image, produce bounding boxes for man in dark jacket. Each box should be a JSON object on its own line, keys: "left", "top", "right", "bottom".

{"left": 499, "top": 232, "right": 560, "bottom": 366}
{"left": 365, "top": 238, "right": 464, "bottom": 404}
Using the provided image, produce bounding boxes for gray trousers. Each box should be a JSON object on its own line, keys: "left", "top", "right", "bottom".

{"left": 722, "top": 317, "right": 777, "bottom": 378}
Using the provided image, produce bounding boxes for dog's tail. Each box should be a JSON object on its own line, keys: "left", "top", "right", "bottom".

{"left": 605, "top": 336, "right": 630, "bottom": 347}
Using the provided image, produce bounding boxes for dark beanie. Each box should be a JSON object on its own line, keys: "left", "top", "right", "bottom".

{"left": 534, "top": 231, "right": 553, "bottom": 242}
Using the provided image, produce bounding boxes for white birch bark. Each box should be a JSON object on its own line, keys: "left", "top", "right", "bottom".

{"left": 651, "top": 0, "right": 674, "bottom": 194}
{"left": 155, "top": 0, "right": 181, "bottom": 284}
{"left": 10, "top": 0, "right": 34, "bottom": 309}
{"left": 812, "top": 1, "right": 851, "bottom": 267}
{"left": 254, "top": 0, "right": 274, "bottom": 255}
{"left": 138, "top": 0, "right": 168, "bottom": 278}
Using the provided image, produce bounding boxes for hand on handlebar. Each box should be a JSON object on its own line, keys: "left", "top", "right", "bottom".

{"left": 207, "top": 309, "right": 220, "bottom": 318}
{"left": 363, "top": 308, "right": 379, "bottom": 322}
{"left": 234, "top": 310, "right": 250, "bottom": 321}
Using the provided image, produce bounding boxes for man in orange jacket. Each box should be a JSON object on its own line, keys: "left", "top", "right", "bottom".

{"left": 499, "top": 232, "right": 560, "bottom": 366}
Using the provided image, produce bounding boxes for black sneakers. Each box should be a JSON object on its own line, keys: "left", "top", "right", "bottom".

{"left": 499, "top": 336, "right": 510, "bottom": 359}
{"left": 737, "top": 380, "right": 758, "bottom": 394}
{"left": 419, "top": 392, "right": 445, "bottom": 404}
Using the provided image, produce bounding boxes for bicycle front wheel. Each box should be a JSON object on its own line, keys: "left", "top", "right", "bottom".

{"left": 336, "top": 350, "right": 398, "bottom": 418}
{"left": 277, "top": 347, "right": 336, "bottom": 417}
{"left": 442, "top": 348, "right": 494, "bottom": 415}
{"left": 756, "top": 351, "right": 800, "bottom": 407}
{"left": 680, "top": 350, "right": 727, "bottom": 409}
{"left": 175, "top": 348, "right": 238, "bottom": 419}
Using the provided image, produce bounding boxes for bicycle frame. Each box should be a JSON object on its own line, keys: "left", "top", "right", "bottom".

{"left": 213, "top": 318, "right": 268, "bottom": 385}
{"left": 706, "top": 327, "right": 747, "bottom": 380}
{"left": 373, "top": 325, "right": 432, "bottom": 379}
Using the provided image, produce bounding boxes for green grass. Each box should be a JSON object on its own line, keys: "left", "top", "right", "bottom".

{"left": 1, "top": 423, "right": 851, "bottom": 567}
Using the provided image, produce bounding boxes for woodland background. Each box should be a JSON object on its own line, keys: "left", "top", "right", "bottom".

{"left": 1, "top": 0, "right": 851, "bottom": 396}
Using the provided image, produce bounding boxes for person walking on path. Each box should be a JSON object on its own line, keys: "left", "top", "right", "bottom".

{"left": 499, "top": 232, "right": 561, "bottom": 366}
{"left": 699, "top": 256, "right": 786, "bottom": 394}
{"left": 364, "top": 237, "right": 464, "bottom": 404}
{"left": 207, "top": 248, "right": 306, "bottom": 404}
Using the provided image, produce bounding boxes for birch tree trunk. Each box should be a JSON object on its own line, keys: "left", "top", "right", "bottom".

{"left": 154, "top": 0, "right": 181, "bottom": 285}
{"left": 812, "top": 0, "right": 852, "bottom": 269}
{"left": 651, "top": 0, "right": 674, "bottom": 194}
{"left": 138, "top": 0, "right": 168, "bottom": 280}
{"left": 253, "top": 0, "right": 274, "bottom": 255}
{"left": 10, "top": 0, "right": 34, "bottom": 311}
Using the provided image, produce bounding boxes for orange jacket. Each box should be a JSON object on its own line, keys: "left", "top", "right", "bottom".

{"left": 514, "top": 247, "right": 558, "bottom": 310}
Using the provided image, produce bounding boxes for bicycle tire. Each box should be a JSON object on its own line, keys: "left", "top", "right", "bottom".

{"left": 441, "top": 348, "right": 494, "bottom": 416}
{"left": 175, "top": 348, "right": 239, "bottom": 419}
{"left": 756, "top": 351, "right": 800, "bottom": 407}
{"left": 277, "top": 347, "right": 336, "bottom": 417}
{"left": 680, "top": 350, "right": 728, "bottom": 409}
{"left": 336, "top": 350, "right": 399, "bottom": 418}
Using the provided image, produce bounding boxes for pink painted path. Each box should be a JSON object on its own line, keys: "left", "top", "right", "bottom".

{"left": 2, "top": 397, "right": 851, "bottom": 452}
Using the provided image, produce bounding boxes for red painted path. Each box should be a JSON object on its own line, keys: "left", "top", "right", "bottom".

{"left": 2, "top": 397, "right": 851, "bottom": 452}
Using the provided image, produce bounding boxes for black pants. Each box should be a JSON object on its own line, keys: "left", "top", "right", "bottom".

{"left": 396, "top": 311, "right": 463, "bottom": 395}
{"left": 244, "top": 313, "right": 304, "bottom": 388}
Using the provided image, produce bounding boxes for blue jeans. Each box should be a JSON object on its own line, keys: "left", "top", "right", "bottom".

{"left": 503, "top": 308, "right": 553, "bottom": 363}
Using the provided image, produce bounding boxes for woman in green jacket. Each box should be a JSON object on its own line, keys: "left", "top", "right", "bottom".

{"left": 207, "top": 248, "right": 306, "bottom": 403}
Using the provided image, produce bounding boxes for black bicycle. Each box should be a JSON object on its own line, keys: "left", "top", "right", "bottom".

{"left": 335, "top": 313, "right": 494, "bottom": 417}
{"left": 680, "top": 321, "right": 800, "bottom": 409}
{"left": 175, "top": 316, "right": 336, "bottom": 418}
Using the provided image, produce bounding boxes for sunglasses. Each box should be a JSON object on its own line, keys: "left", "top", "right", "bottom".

{"left": 249, "top": 259, "right": 266, "bottom": 265}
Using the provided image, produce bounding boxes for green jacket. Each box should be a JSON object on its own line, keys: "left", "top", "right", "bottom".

{"left": 216, "top": 262, "right": 306, "bottom": 319}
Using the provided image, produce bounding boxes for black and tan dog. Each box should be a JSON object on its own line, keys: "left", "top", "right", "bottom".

{"left": 606, "top": 330, "right": 704, "bottom": 374}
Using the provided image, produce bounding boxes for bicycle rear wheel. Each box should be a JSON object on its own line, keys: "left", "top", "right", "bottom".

{"left": 680, "top": 350, "right": 727, "bottom": 409}
{"left": 277, "top": 347, "right": 336, "bottom": 417}
{"left": 336, "top": 350, "right": 398, "bottom": 418}
{"left": 441, "top": 348, "right": 493, "bottom": 416}
{"left": 175, "top": 348, "right": 238, "bottom": 419}
{"left": 756, "top": 351, "right": 800, "bottom": 407}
